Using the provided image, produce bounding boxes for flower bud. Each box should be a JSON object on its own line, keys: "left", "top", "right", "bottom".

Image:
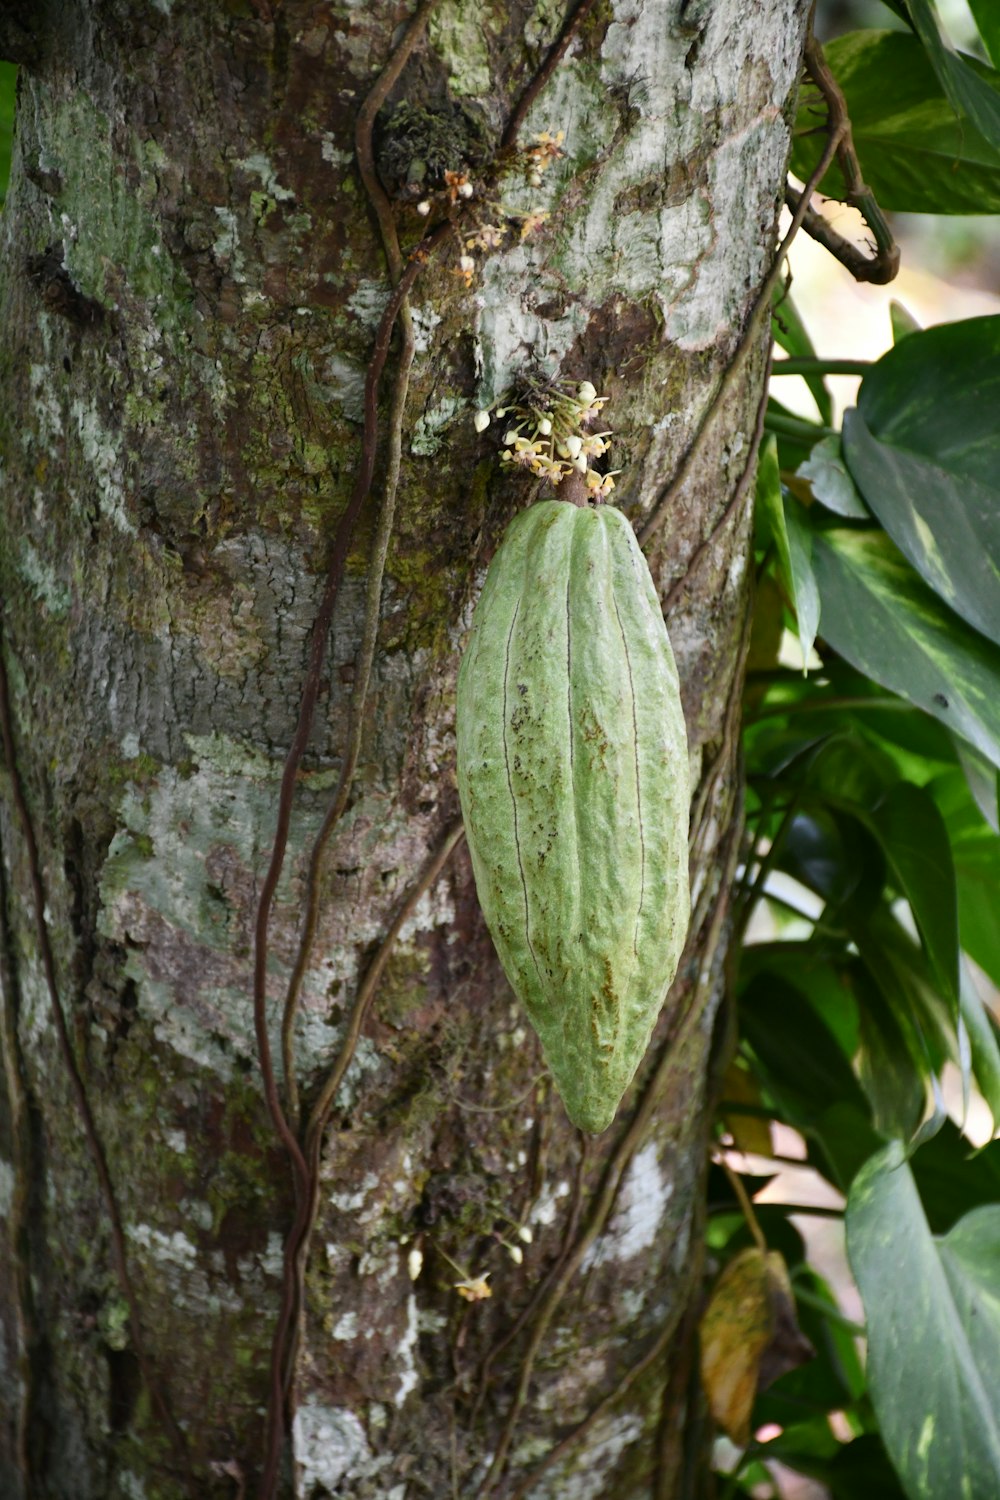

{"left": 473, "top": 409, "right": 491, "bottom": 433}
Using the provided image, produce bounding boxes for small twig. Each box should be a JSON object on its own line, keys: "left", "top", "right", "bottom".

{"left": 793, "top": 31, "right": 899, "bottom": 286}
{"left": 771, "top": 357, "right": 871, "bottom": 376}
{"left": 715, "top": 1154, "right": 767, "bottom": 1254}
{"left": 0, "top": 629, "right": 191, "bottom": 1484}
{"left": 763, "top": 408, "right": 836, "bottom": 441}
{"left": 784, "top": 184, "right": 898, "bottom": 284}
{"left": 502, "top": 0, "right": 600, "bottom": 149}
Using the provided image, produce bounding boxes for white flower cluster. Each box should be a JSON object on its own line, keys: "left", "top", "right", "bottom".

{"left": 474, "top": 380, "right": 620, "bottom": 498}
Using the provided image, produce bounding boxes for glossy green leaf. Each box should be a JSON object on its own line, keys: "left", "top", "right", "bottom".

{"left": 739, "top": 940, "right": 861, "bottom": 1059}
{"left": 851, "top": 908, "right": 956, "bottom": 1073}
{"left": 784, "top": 496, "right": 820, "bottom": 666}
{"left": 815, "top": 1101, "right": 885, "bottom": 1191}
{"left": 848, "top": 1142, "right": 1000, "bottom": 1500}
{"left": 844, "top": 407, "right": 1000, "bottom": 645}
{"left": 856, "top": 317, "right": 1000, "bottom": 489}
{"left": 970, "top": 0, "right": 1000, "bottom": 68}
{"left": 791, "top": 31, "right": 1000, "bottom": 213}
{"left": 909, "top": 1121, "right": 1000, "bottom": 1233}
{"left": 798, "top": 435, "right": 870, "bottom": 520}
{"left": 740, "top": 973, "right": 868, "bottom": 1131}
{"left": 906, "top": 0, "right": 1000, "bottom": 147}
{"left": 959, "top": 971, "right": 1000, "bottom": 1131}
{"left": 842, "top": 317, "right": 1000, "bottom": 645}
{"left": 955, "top": 740, "right": 1000, "bottom": 833}
{"left": 756, "top": 441, "right": 822, "bottom": 667}
{"left": 855, "top": 967, "right": 928, "bottom": 1140}
{"left": 755, "top": 434, "right": 790, "bottom": 566}
{"left": 872, "top": 783, "right": 959, "bottom": 1014}
{"left": 809, "top": 526, "right": 1000, "bottom": 771}
{"left": 794, "top": 730, "right": 899, "bottom": 813}
{"left": 930, "top": 766, "right": 1000, "bottom": 987}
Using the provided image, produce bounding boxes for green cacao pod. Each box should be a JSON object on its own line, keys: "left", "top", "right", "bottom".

{"left": 456, "top": 500, "right": 690, "bottom": 1134}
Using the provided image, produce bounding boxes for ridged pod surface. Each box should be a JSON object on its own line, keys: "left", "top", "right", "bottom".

{"left": 456, "top": 500, "right": 690, "bottom": 1133}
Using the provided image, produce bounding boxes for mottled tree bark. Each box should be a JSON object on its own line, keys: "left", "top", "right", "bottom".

{"left": 0, "top": 2, "right": 808, "bottom": 1497}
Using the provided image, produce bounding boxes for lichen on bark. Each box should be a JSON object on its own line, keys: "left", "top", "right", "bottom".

{"left": 0, "top": 1, "right": 808, "bottom": 1496}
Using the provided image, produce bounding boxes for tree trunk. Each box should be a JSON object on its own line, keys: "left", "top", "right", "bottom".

{"left": 0, "top": 2, "right": 809, "bottom": 1496}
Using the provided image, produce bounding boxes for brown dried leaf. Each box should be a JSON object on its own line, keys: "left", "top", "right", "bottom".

{"left": 700, "top": 1248, "right": 814, "bottom": 1446}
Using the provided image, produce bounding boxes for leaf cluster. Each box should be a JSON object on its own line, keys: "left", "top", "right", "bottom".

{"left": 712, "top": 5, "right": 1000, "bottom": 1495}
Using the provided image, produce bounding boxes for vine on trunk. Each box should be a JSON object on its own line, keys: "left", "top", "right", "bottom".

{"left": 0, "top": 2, "right": 899, "bottom": 1495}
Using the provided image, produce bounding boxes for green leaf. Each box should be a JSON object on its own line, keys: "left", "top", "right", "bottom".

{"left": 809, "top": 526, "right": 1000, "bottom": 772}
{"left": 772, "top": 288, "right": 833, "bottom": 424}
{"left": 791, "top": 31, "right": 1000, "bottom": 214}
{"left": 890, "top": 301, "right": 922, "bottom": 343}
{"left": 756, "top": 433, "right": 791, "bottom": 566}
{"left": 815, "top": 1100, "right": 885, "bottom": 1191}
{"left": 909, "top": 1121, "right": 1000, "bottom": 1233}
{"left": 854, "top": 966, "right": 928, "bottom": 1140}
{"left": 906, "top": 0, "right": 1000, "bottom": 147}
{"left": 955, "top": 740, "right": 1000, "bottom": 833}
{"left": 871, "top": 783, "right": 959, "bottom": 1014}
{"left": 823, "top": 1435, "right": 910, "bottom": 1499}
{"left": 842, "top": 317, "right": 1000, "bottom": 645}
{"left": 857, "top": 317, "right": 1000, "bottom": 490}
{"left": 970, "top": 0, "right": 1000, "bottom": 68}
{"left": 794, "top": 730, "right": 900, "bottom": 813}
{"left": 847, "top": 1142, "right": 1000, "bottom": 1500}
{"left": 740, "top": 972, "right": 868, "bottom": 1131}
{"left": 798, "top": 435, "right": 870, "bottom": 520}
{"left": 756, "top": 440, "right": 821, "bottom": 665}
{"left": 844, "top": 408, "right": 1000, "bottom": 645}
{"left": 929, "top": 766, "right": 1000, "bottom": 988}
{"left": 959, "top": 971, "right": 1000, "bottom": 1131}
{"left": 851, "top": 909, "right": 957, "bottom": 1074}
{"left": 784, "top": 496, "right": 820, "bottom": 665}
{"left": 739, "top": 939, "right": 861, "bottom": 1058}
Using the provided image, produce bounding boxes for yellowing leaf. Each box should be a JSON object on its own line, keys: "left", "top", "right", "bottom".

{"left": 700, "top": 1248, "right": 813, "bottom": 1445}
{"left": 719, "top": 1064, "right": 773, "bottom": 1159}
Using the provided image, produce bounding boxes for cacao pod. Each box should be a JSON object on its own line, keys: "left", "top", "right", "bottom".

{"left": 456, "top": 500, "right": 690, "bottom": 1133}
